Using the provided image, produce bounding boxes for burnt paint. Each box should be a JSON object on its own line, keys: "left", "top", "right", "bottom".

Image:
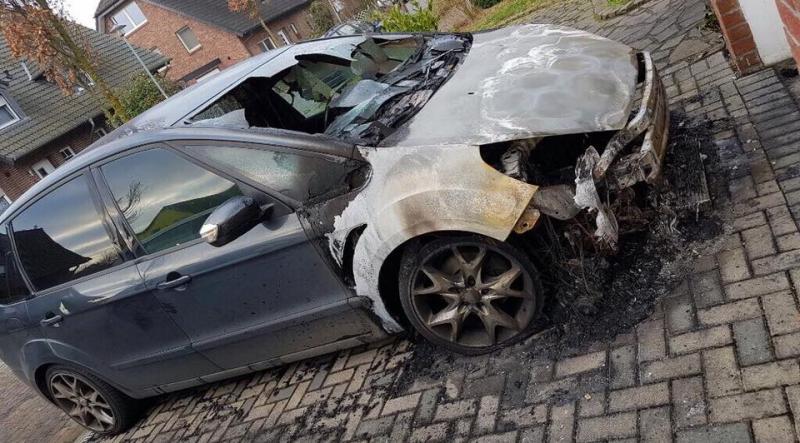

{"left": 383, "top": 25, "right": 638, "bottom": 147}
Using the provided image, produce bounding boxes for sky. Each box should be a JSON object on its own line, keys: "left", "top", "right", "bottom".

{"left": 63, "top": 0, "right": 99, "bottom": 29}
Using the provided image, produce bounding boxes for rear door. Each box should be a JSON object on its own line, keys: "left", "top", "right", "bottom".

{"left": 94, "top": 144, "right": 372, "bottom": 372}
{"left": 14, "top": 172, "right": 218, "bottom": 392}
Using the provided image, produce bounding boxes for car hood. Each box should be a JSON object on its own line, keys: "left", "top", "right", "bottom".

{"left": 381, "top": 24, "right": 639, "bottom": 147}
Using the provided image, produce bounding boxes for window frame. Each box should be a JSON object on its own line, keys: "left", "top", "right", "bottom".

{"left": 0, "top": 223, "right": 30, "bottom": 306}
{"left": 176, "top": 26, "right": 202, "bottom": 53}
{"left": 7, "top": 169, "right": 132, "bottom": 296}
{"left": 0, "top": 95, "right": 20, "bottom": 131}
{"left": 59, "top": 146, "right": 76, "bottom": 161}
{"left": 171, "top": 139, "right": 362, "bottom": 209}
{"left": 31, "top": 158, "right": 55, "bottom": 179}
{"left": 289, "top": 23, "right": 300, "bottom": 39}
{"left": 111, "top": 1, "right": 148, "bottom": 36}
{"left": 277, "top": 30, "right": 291, "bottom": 46}
{"left": 258, "top": 37, "right": 276, "bottom": 52}
{"left": 91, "top": 143, "right": 292, "bottom": 262}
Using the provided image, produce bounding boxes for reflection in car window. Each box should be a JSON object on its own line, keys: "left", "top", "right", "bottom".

{"left": 0, "top": 224, "right": 29, "bottom": 304}
{"left": 191, "top": 145, "right": 350, "bottom": 202}
{"left": 101, "top": 148, "right": 243, "bottom": 254}
{"left": 12, "top": 176, "right": 122, "bottom": 291}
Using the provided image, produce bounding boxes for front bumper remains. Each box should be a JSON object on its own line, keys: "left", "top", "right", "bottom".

{"left": 554, "top": 52, "right": 669, "bottom": 250}
{"left": 594, "top": 52, "right": 670, "bottom": 189}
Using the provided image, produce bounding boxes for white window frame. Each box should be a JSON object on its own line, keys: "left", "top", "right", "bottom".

{"left": 112, "top": 1, "right": 148, "bottom": 36}
{"left": 258, "top": 37, "right": 276, "bottom": 52}
{"left": 176, "top": 27, "right": 202, "bottom": 53}
{"left": 277, "top": 30, "right": 291, "bottom": 46}
{"left": 0, "top": 96, "right": 20, "bottom": 130}
{"left": 59, "top": 147, "right": 76, "bottom": 161}
{"left": 31, "top": 159, "right": 55, "bottom": 179}
{"left": 289, "top": 23, "right": 300, "bottom": 38}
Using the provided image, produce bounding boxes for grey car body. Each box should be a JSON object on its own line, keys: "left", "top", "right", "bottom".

{"left": 0, "top": 24, "right": 666, "bottom": 408}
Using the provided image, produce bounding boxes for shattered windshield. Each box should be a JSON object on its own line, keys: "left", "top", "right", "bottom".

{"left": 189, "top": 35, "right": 471, "bottom": 145}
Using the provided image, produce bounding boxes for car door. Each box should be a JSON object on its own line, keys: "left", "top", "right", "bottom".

{"left": 13, "top": 172, "right": 219, "bottom": 394}
{"left": 95, "top": 144, "right": 374, "bottom": 373}
{"left": 0, "top": 224, "right": 36, "bottom": 379}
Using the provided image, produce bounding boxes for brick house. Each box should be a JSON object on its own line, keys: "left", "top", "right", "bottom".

{"left": 94, "top": 0, "right": 365, "bottom": 84}
{"left": 0, "top": 29, "right": 166, "bottom": 210}
{"left": 709, "top": 0, "right": 794, "bottom": 74}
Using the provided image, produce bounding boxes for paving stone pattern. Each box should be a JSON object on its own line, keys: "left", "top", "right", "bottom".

{"left": 86, "top": 0, "right": 800, "bottom": 441}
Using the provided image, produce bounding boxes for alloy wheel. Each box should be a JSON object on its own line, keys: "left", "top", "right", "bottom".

{"left": 49, "top": 372, "right": 115, "bottom": 432}
{"left": 409, "top": 241, "right": 538, "bottom": 348}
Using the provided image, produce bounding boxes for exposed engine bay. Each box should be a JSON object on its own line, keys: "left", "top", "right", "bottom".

{"left": 481, "top": 52, "right": 669, "bottom": 253}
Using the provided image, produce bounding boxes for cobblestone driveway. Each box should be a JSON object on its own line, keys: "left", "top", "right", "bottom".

{"left": 78, "top": 0, "right": 800, "bottom": 441}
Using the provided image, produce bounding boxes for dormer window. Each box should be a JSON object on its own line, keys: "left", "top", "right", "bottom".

{"left": 0, "top": 95, "right": 20, "bottom": 130}
{"left": 112, "top": 2, "right": 147, "bottom": 35}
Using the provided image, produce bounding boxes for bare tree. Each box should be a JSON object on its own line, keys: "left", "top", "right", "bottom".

{"left": 227, "top": 0, "right": 282, "bottom": 47}
{"left": 0, "top": 0, "right": 131, "bottom": 121}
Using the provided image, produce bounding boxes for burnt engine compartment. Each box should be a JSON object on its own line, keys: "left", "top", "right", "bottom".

{"left": 480, "top": 131, "right": 654, "bottom": 256}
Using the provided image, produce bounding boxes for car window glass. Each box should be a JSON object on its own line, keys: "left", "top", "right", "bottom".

{"left": 0, "top": 225, "right": 29, "bottom": 304}
{"left": 12, "top": 176, "right": 123, "bottom": 291}
{"left": 101, "top": 148, "right": 243, "bottom": 254}
{"left": 190, "top": 145, "right": 351, "bottom": 202}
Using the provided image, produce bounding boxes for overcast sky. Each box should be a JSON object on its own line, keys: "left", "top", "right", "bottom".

{"left": 63, "top": 0, "right": 99, "bottom": 28}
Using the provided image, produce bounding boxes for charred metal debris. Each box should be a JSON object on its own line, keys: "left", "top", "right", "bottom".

{"left": 324, "top": 35, "right": 471, "bottom": 145}
{"left": 483, "top": 52, "right": 669, "bottom": 253}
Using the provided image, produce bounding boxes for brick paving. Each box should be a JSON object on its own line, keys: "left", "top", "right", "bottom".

{"left": 71, "top": 0, "right": 800, "bottom": 442}
{"left": 0, "top": 362, "right": 83, "bottom": 443}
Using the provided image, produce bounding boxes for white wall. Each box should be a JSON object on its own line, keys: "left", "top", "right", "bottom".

{"left": 739, "top": 0, "right": 792, "bottom": 65}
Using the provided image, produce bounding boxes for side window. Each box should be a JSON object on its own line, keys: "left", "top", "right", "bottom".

{"left": 190, "top": 145, "right": 352, "bottom": 202}
{"left": 101, "top": 148, "right": 243, "bottom": 254}
{"left": 11, "top": 176, "right": 123, "bottom": 291}
{"left": 0, "top": 225, "right": 30, "bottom": 304}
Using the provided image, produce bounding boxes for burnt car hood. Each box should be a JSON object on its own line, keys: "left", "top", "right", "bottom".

{"left": 381, "top": 24, "right": 639, "bottom": 147}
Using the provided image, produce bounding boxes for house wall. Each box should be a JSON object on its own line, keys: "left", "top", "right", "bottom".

{"left": 240, "top": 0, "right": 367, "bottom": 55}
{"left": 738, "top": 0, "right": 791, "bottom": 64}
{"left": 776, "top": 0, "right": 800, "bottom": 67}
{"left": 710, "top": 0, "right": 764, "bottom": 74}
{"left": 0, "top": 122, "right": 106, "bottom": 201}
{"left": 241, "top": 9, "right": 315, "bottom": 55}
{"left": 102, "top": 1, "right": 252, "bottom": 82}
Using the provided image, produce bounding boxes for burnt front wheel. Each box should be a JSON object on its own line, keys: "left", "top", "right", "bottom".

{"left": 399, "top": 235, "right": 543, "bottom": 354}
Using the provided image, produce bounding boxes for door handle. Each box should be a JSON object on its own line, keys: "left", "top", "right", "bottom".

{"left": 156, "top": 275, "right": 192, "bottom": 291}
{"left": 40, "top": 314, "right": 63, "bottom": 327}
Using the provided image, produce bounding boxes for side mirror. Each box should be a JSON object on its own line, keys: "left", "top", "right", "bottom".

{"left": 200, "top": 196, "right": 273, "bottom": 247}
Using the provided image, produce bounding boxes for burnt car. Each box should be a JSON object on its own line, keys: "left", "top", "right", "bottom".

{"left": 0, "top": 25, "right": 666, "bottom": 434}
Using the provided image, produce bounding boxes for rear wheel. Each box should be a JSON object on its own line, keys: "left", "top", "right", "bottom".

{"left": 398, "top": 235, "right": 543, "bottom": 354}
{"left": 45, "top": 365, "right": 140, "bottom": 435}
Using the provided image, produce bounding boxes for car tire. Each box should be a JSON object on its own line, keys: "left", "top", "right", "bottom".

{"left": 398, "top": 235, "right": 544, "bottom": 355}
{"left": 45, "top": 365, "right": 141, "bottom": 436}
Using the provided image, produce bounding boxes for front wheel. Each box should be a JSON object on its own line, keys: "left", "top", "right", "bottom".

{"left": 398, "top": 235, "right": 543, "bottom": 354}
{"left": 45, "top": 365, "right": 141, "bottom": 435}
